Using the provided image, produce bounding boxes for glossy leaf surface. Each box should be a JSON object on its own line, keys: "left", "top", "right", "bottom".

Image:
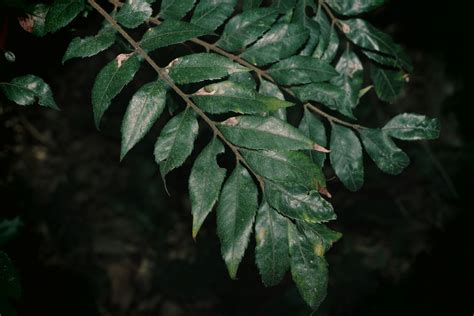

{"left": 267, "top": 55, "right": 338, "bottom": 85}
{"left": 217, "top": 164, "right": 258, "bottom": 279}
{"left": 255, "top": 202, "right": 290, "bottom": 286}
{"left": 116, "top": 0, "right": 154, "bottom": 29}
{"left": 326, "top": 0, "right": 386, "bottom": 16}
{"left": 218, "top": 115, "right": 316, "bottom": 150}
{"left": 154, "top": 109, "right": 199, "bottom": 176}
{"left": 265, "top": 182, "right": 336, "bottom": 223}
{"left": 217, "top": 8, "right": 278, "bottom": 52}
{"left": 0, "top": 75, "right": 58, "bottom": 109}
{"left": 140, "top": 21, "right": 210, "bottom": 52}
{"left": 121, "top": 80, "right": 167, "bottom": 159}
{"left": 160, "top": 0, "right": 195, "bottom": 20}
{"left": 299, "top": 109, "right": 327, "bottom": 167}
{"left": 370, "top": 65, "right": 405, "bottom": 103}
{"left": 63, "top": 24, "right": 116, "bottom": 63}
{"left": 241, "top": 149, "right": 326, "bottom": 190}
{"left": 240, "top": 22, "right": 309, "bottom": 66}
{"left": 92, "top": 54, "right": 141, "bottom": 128}
{"left": 191, "top": 0, "right": 236, "bottom": 31}
{"left": 329, "top": 124, "right": 364, "bottom": 191}
{"left": 189, "top": 138, "right": 226, "bottom": 238}
{"left": 45, "top": 0, "right": 84, "bottom": 33}
{"left": 383, "top": 113, "right": 440, "bottom": 140}
{"left": 359, "top": 128, "right": 410, "bottom": 175}
{"left": 167, "top": 53, "right": 248, "bottom": 84}
{"left": 342, "top": 19, "right": 412, "bottom": 71}
{"left": 192, "top": 81, "right": 292, "bottom": 114}
{"left": 288, "top": 223, "right": 328, "bottom": 310}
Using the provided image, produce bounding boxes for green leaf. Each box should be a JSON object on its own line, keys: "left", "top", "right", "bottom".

{"left": 312, "top": 8, "right": 330, "bottom": 59}
{"left": 271, "top": 0, "right": 297, "bottom": 13}
{"left": 140, "top": 20, "right": 211, "bottom": 52}
{"left": 383, "top": 113, "right": 440, "bottom": 141}
{"left": 218, "top": 115, "right": 317, "bottom": 151}
{"left": 325, "top": 0, "right": 386, "bottom": 16}
{"left": 342, "top": 19, "right": 413, "bottom": 71}
{"left": 240, "top": 23, "right": 309, "bottom": 66}
{"left": 0, "top": 75, "right": 58, "bottom": 109}
{"left": 217, "top": 164, "right": 258, "bottom": 279}
{"left": 243, "top": 0, "right": 263, "bottom": 10}
{"left": 120, "top": 80, "right": 167, "bottom": 160}
{"left": 299, "top": 109, "right": 327, "bottom": 167}
{"left": 259, "top": 80, "right": 286, "bottom": 120}
{"left": 189, "top": 137, "right": 226, "bottom": 238}
{"left": 45, "top": 0, "right": 84, "bottom": 33}
{"left": 299, "top": 18, "right": 320, "bottom": 56}
{"left": 292, "top": 83, "right": 355, "bottom": 119}
{"left": 296, "top": 222, "right": 341, "bottom": 255}
{"left": 192, "top": 81, "right": 292, "bottom": 114}
{"left": 370, "top": 64, "right": 405, "bottom": 103}
{"left": 241, "top": 149, "right": 326, "bottom": 190}
{"left": 167, "top": 53, "right": 249, "bottom": 84}
{"left": 217, "top": 8, "right": 279, "bottom": 52}
{"left": 265, "top": 182, "right": 336, "bottom": 223}
{"left": 0, "top": 251, "right": 21, "bottom": 300}
{"left": 321, "top": 25, "right": 339, "bottom": 62}
{"left": 362, "top": 49, "right": 405, "bottom": 70}
{"left": 331, "top": 48, "right": 363, "bottom": 111}
{"left": 191, "top": 0, "right": 236, "bottom": 31}
{"left": 116, "top": 0, "right": 154, "bottom": 29}
{"left": 160, "top": 0, "right": 195, "bottom": 20}
{"left": 359, "top": 128, "right": 410, "bottom": 175}
{"left": 229, "top": 72, "right": 257, "bottom": 90}
{"left": 91, "top": 54, "right": 141, "bottom": 128}
{"left": 255, "top": 202, "right": 290, "bottom": 287}
{"left": 288, "top": 223, "right": 328, "bottom": 310}
{"left": 154, "top": 108, "right": 199, "bottom": 177}
{"left": 267, "top": 56, "right": 338, "bottom": 86}
{"left": 28, "top": 4, "right": 49, "bottom": 37}
{"left": 329, "top": 124, "right": 364, "bottom": 191}
{"left": 293, "top": 0, "right": 316, "bottom": 22}
{"left": 62, "top": 23, "right": 116, "bottom": 63}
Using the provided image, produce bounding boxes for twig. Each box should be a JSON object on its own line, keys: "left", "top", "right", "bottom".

{"left": 146, "top": 17, "right": 364, "bottom": 130}
{"left": 88, "top": 0, "right": 265, "bottom": 190}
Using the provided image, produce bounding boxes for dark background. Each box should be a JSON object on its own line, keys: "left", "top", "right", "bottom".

{"left": 1, "top": 1, "right": 472, "bottom": 315}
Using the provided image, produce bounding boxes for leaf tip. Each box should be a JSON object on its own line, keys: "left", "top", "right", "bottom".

{"left": 222, "top": 116, "right": 239, "bottom": 126}
{"left": 313, "top": 143, "right": 330, "bottom": 153}
{"left": 115, "top": 53, "right": 133, "bottom": 68}
{"left": 318, "top": 187, "right": 332, "bottom": 199}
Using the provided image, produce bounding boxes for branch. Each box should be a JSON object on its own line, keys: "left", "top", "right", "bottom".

{"left": 88, "top": 0, "right": 266, "bottom": 190}
{"left": 146, "top": 17, "right": 363, "bottom": 130}
{"left": 319, "top": 0, "right": 344, "bottom": 32}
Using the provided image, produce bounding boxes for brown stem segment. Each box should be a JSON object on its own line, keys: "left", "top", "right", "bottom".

{"left": 88, "top": 0, "right": 266, "bottom": 189}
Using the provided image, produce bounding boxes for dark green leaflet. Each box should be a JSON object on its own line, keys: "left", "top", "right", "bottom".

{"left": 92, "top": 54, "right": 141, "bottom": 128}
{"left": 265, "top": 181, "right": 336, "bottom": 223}
{"left": 121, "top": 80, "right": 167, "bottom": 160}
{"left": 359, "top": 128, "right": 410, "bottom": 175}
{"left": 189, "top": 138, "right": 227, "bottom": 238}
{"left": 217, "top": 164, "right": 258, "bottom": 279}
{"left": 255, "top": 202, "right": 290, "bottom": 286}
{"left": 383, "top": 113, "right": 440, "bottom": 140}
{"left": 288, "top": 223, "right": 329, "bottom": 310}
{"left": 329, "top": 124, "right": 364, "bottom": 191}
{"left": 154, "top": 109, "right": 199, "bottom": 177}
{"left": 63, "top": 23, "right": 116, "bottom": 63}
{"left": 0, "top": 75, "right": 58, "bottom": 109}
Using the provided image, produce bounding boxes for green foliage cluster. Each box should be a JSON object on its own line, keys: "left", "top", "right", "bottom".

{"left": 0, "top": 0, "right": 440, "bottom": 311}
